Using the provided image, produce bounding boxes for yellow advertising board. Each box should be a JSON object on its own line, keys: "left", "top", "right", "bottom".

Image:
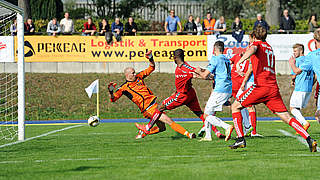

{"left": 16, "top": 35, "right": 208, "bottom": 62}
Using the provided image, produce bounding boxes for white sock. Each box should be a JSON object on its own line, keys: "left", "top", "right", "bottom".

{"left": 241, "top": 108, "right": 251, "bottom": 129}
{"left": 206, "top": 115, "right": 230, "bottom": 130}
{"left": 204, "top": 120, "right": 212, "bottom": 139}
{"left": 291, "top": 108, "right": 307, "bottom": 126}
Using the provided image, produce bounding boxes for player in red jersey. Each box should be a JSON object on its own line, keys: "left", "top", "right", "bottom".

{"left": 229, "top": 25, "right": 317, "bottom": 152}
{"left": 230, "top": 32, "right": 259, "bottom": 137}
{"left": 136, "top": 49, "right": 225, "bottom": 139}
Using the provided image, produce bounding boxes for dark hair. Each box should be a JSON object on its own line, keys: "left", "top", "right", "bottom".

{"left": 174, "top": 49, "right": 184, "bottom": 61}
{"left": 308, "top": 14, "right": 317, "bottom": 24}
{"left": 253, "top": 25, "right": 267, "bottom": 41}
{"left": 214, "top": 41, "right": 224, "bottom": 53}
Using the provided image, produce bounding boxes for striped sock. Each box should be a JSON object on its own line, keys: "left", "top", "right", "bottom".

{"left": 289, "top": 118, "right": 309, "bottom": 139}
{"left": 232, "top": 112, "right": 244, "bottom": 138}
{"left": 146, "top": 109, "right": 162, "bottom": 130}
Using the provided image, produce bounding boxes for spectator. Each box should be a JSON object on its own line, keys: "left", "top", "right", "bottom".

{"left": 82, "top": 17, "right": 96, "bottom": 36}
{"left": 308, "top": 14, "right": 319, "bottom": 32}
{"left": 111, "top": 18, "right": 123, "bottom": 41}
{"left": 24, "top": 18, "right": 35, "bottom": 35}
{"left": 279, "top": 9, "right": 296, "bottom": 33}
{"left": 99, "top": 18, "right": 110, "bottom": 36}
{"left": 232, "top": 16, "right": 244, "bottom": 43}
{"left": 47, "top": 18, "right": 61, "bottom": 36}
{"left": 125, "top": 17, "right": 137, "bottom": 36}
{"left": 202, "top": 12, "right": 215, "bottom": 35}
{"left": 10, "top": 19, "right": 17, "bottom": 36}
{"left": 214, "top": 16, "right": 226, "bottom": 37}
{"left": 253, "top": 13, "right": 269, "bottom": 30}
{"left": 184, "top": 15, "right": 197, "bottom": 35}
{"left": 164, "top": 9, "right": 182, "bottom": 35}
{"left": 195, "top": 17, "right": 203, "bottom": 35}
{"left": 60, "top": 12, "right": 74, "bottom": 35}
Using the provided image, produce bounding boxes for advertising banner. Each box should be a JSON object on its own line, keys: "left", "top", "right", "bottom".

{"left": 207, "top": 34, "right": 315, "bottom": 61}
{"left": 0, "top": 36, "right": 14, "bottom": 62}
{"left": 16, "top": 35, "right": 208, "bottom": 62}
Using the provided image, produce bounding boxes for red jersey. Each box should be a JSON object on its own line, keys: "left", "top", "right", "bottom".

{"left": 250, "top": 41, "right": 277, "bottom": 86}
{"left": 230, "top": 53, "right": 250, "bottom": 83}
{"left": 175, "top": 62, "right": 195, "bottom": 93}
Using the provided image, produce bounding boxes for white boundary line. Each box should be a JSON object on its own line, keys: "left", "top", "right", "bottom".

{"left": 278, "top": 129, "right": 320, "bottom": 152}
{"left": 0, "top": 124, "right": 83, "bottom": 149}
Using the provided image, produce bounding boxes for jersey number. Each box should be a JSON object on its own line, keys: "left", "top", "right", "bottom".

{"left": 265, "top": 49, "right": 275, "bottom": 68}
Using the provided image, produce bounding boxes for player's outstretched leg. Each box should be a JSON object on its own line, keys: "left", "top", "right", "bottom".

{"left": 277, "top": 112, "right": 317, "bottom": 152}
{"left": 290, "top": 107, "right": 310, "bottom": 133}
{"left": 135, "top": 121, "right": 166, "bottom": 139}
{"left": 229, "top": 101, "right": 246, "bottom": 149}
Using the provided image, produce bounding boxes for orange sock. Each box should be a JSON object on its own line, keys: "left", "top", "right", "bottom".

{"left": 170, "top": 122, "right": 189, "bottom": 137}
{"left": 149, "top": 127, "right": 160, "bottom": 135}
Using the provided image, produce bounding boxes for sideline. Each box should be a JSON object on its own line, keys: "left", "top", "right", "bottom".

{"left": 278, "top": 129, "right": 320, "bottom": 152}
{"left": 0, "top": 124, "right": 83, "bottom": 149}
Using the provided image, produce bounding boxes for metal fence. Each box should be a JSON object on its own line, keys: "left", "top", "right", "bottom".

{"left": 73, "top": 1, "right": 214, "bottom": 22}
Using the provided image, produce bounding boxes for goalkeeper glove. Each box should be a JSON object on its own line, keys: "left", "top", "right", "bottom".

{"left": 145, "top": 50, "right": 153, "bottom": 61}
{"left": 108, "top": 82, "right": 117, "bottom": 92}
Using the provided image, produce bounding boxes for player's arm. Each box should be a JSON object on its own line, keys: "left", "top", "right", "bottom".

{"left": 236, "top": 45, "right": 257, "bottom": 72}
{"left": 290, "top": 74, "right": 296, "bottom": 86}
{"left": 288, "top": 56, "right": 302, "bottom": 75}
{"left": 195, "top": 67, "right": 214, "bottom": 80}
{"left": 136, "top": 51, "right": 155, "bottom": 79}
{"left": 240, "top": 63, "right": 253, "bottom": 90}
{"left": 108, "top": 82, "right": 122, "bottom": 102}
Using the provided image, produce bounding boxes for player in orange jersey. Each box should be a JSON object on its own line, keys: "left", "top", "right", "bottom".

{"left": 108, "top": 51, "right": 196, "bottom": 139}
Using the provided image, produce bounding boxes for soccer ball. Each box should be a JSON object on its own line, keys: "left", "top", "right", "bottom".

{"left": 88, "top": 116, "right": 100, "bottom": 127}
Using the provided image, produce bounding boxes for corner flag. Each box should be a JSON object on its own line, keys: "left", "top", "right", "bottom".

{"left": 85, "top": 79, "right": 100, "bottom": 117}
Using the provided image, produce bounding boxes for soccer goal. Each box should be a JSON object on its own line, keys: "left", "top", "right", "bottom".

{"left": 0, "top": 0, "right": 25, "bottom": 141}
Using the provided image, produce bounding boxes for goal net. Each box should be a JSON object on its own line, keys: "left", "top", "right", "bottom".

{"left": 0, "top": 1, "right": 25, "bottom": 142}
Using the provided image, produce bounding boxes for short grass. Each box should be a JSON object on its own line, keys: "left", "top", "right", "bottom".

{"left": 1, "top": 121, "right": 320, "bottom": 180}
{"left": 24, "top": 73, "right": 318, "bottom": 121}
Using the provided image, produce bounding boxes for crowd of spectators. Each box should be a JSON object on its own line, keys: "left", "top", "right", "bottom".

{"left": 7, "top": 9, "right": 319, "bottom": 42}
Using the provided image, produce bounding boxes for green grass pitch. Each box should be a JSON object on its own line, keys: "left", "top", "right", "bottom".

{"left": 0, "top": 121, "right": 320, "bottom": 180}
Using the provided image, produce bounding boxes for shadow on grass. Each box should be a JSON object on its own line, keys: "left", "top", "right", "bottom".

{"left": 70, "top": 166, "right": 105, "bottom": 171}
{"left": 170, "top": 133, "right": 186, "bottom": 140}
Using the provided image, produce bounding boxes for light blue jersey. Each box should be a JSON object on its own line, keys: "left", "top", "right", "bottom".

{"left": 291, "top": 56, "right": 314, "bottom": 92}
{"left": 207, "top": 54, "right": 232, "bottom": 93}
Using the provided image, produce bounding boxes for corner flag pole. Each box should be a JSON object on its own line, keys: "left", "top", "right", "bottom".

{"left": 97, "top": 79, "right": 99, "bottom": 118}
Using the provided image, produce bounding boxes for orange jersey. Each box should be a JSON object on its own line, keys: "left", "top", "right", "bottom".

{"left": 110, "top": 65, "right": 157, "bottom": 113}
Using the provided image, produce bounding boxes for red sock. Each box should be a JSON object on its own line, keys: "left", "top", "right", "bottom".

{"left": 147, "top": 109, "right": 162, "bottom": 130}
{"left": 232, "top": 112, "right": 244, "bottom": 137}
{"left": 200, "top": 114, "right": 219, "bottom": 133}
{"left": 249, "top": 112, "right": 257, "bottom": 134}
{"left": 289, "top": 118, "right": 309, "bottom": 139}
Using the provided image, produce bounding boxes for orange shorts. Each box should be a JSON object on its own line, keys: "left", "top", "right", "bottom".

{"left": 142, "top": 103, "right": 159, "bottom": 119}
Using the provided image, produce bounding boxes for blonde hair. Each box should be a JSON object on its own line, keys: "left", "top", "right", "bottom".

{"left": 314, "top": 29, "right": 320, "bottom": 41}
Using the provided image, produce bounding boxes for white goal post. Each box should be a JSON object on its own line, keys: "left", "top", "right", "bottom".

{"left": 0, "top": 0, "right": 25, "bottom": 141}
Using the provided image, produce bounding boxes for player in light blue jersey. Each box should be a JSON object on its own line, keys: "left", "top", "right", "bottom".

{"left": 195, "top": 41, "right": 234, "bottom": 141}
{"left": 289, "top": 44, "right": 314, "bottom": 131}
{"left": 290, "top": 31, "right": 320, "bottom": 123}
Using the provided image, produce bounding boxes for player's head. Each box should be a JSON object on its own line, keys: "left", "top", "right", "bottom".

{"left": 213, "top": 41, "right": 224, "bottom": 55}
{"left": 124, "top": 67, "right": 136, "bottom": 81}
{"left": 292, "top": 44, "right": 304, "bottom": 58}
{"left": 253, "top": 25, "right": 267, "bottom": 41}
{"left": 313, "top": 29, "right": 320, "bottom": 49}
{"left": 173, "top": 49, "right": 185, "bottom": 64}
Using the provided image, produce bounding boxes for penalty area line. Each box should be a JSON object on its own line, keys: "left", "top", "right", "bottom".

{"left": 278, "top": 129, "right": 320, "bottom": 152}
{"left": 0, "top": 124, "right": 84, "bottom": 149}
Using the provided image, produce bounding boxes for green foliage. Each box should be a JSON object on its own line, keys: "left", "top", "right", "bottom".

{"left": 30, "top": 0, "right": 64, "bottom": 20}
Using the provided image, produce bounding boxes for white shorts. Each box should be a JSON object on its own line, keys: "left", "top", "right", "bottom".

{"left": 317, "top": 97, "right": 320, "bottom": 110}
{"left": 236, "top": 81, "right": 255, "bottom": 98}
{"left": 290, "top": 91, "right": 312, "bottom": 109}
{"left": 204, "top": 91, "right": 231, "bottom": 115}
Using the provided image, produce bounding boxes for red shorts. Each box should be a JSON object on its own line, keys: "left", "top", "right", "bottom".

{"left": 162, "top": 88, "right": 202, "bottom": 112}
{"left": 232, "top": 79, "right": 242, "bottom": 98}
{"left": 237, "top": 84, "right": 287, "bottom": 113}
